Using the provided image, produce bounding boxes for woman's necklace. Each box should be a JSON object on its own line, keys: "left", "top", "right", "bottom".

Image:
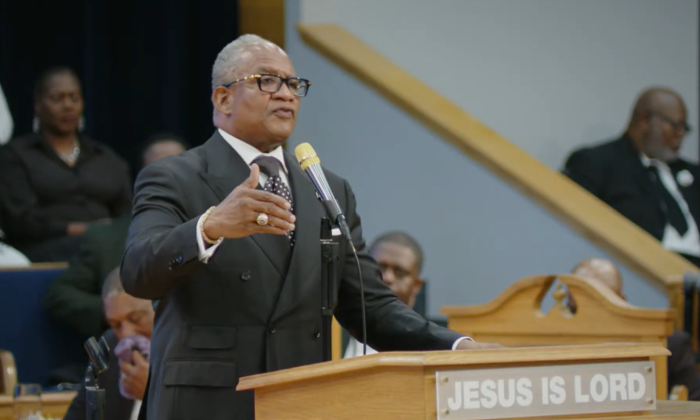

{"left": 59, "top": 137, "right": 81, "bottom": 166}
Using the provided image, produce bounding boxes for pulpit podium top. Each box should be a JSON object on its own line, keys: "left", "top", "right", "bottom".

{"left": 237, "top": 342, "right": 669, "bottom": 391}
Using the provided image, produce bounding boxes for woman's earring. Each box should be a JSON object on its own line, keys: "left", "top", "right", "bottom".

{"left": 78, "top": 115, "right": 85, "bottom": 132}
{"left": 32, "top": 116, "right": 40, "bottom": 133}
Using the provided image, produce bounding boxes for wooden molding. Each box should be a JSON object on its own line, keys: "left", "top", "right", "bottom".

{"left": 331, "top": 317, "right": 341, "bottom": 360}
{"left": 0, "top": 391, "right": 75, "bottom": 419}
{"left": 238, "top": 0, "right": 285, "bottom": 48}
{"left": 443, "top": 274, "right": 674, "bottom": 323}
{"left": 297, "top": 23, "right": 695, "bottom": 326}
{"left": 0, "top": 262, "right": 67, "bottom": 271}
{"left": 441, "top": 273, "right": 678, "bottom": 341}
{"left": 0, "top": 350, "right": 16, "bottom": 395}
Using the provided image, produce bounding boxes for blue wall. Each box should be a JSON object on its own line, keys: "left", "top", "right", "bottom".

{"left": 284, "top": 1, "right": 670, "bottom": 316}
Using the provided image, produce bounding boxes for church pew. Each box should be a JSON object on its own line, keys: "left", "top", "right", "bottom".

{"left": 0, "top": 350, "right": 16, "bottom": 395}
{"left": 0, "top": 264, "right": 87, "bottom": 386}
{"left": 0, "top": 391, "right": 75, "bottom": 419}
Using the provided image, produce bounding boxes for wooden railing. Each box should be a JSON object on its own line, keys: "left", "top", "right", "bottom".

{"left": 0, "top": 391, "right": 75, "bottom": 419}
{"left": 297, "top": 23, "right": 697, "bottom": 328}
{"left": 0, "top": 262, "right": 67, "bottom": 272}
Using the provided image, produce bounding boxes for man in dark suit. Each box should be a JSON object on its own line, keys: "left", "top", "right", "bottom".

{"left": 64, "top": 268, "right": 154, "bottom": 420}
{"left": 563, "top": 88, "right": 700, "bottom": 266}
{"left": 44, "top": 135, "right": 187, "bottom": 340}
{"left": 567, "top": 258, "right": 700, "bottom": 401}
{"left": 120, "top": 34, "right": 500, "bottom": 420}
{"left": 344, "top": 231, "right": 426, "bottom": 358}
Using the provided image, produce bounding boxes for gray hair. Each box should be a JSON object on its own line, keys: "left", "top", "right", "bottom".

{"left": 211, "top": 34, "right": 284, "bottom": 90}
{"left": 101, "top": 267, "right": 124, "bottom": 300}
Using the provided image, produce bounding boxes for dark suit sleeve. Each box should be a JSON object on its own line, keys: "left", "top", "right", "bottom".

{"left": 120, "top": 162, "right": 200, "bottom": 300}
{"left": 667, "top": 331, "right": 700, "bottom": 401}
{"left": 562, "top": 148, "right": 608, "bottom": 198}
{"left": 0, "top": 146, "right": 67, "bottom": 239}
{"left": 44, "top": 228, "right": 105, "bottom": 339}
{"left": 334, "top": 180, "right": 463, "bottom": 351}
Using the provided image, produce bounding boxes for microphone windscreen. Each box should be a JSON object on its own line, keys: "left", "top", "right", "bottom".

{"left": 294, "top": 142, "right": 321, "bottom": 170}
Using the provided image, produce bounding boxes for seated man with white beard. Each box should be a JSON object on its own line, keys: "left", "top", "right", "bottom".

{"left": 564, "top": 88, "right": 700, "bottom": 268}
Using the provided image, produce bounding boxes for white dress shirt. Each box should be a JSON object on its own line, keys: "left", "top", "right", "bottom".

{"left": 0, "top": 83, "right": 13, "bottom": 144}
{"left": 344, "top": 337, "right": 378, "bottom": 358}
{"left": 344, "top": 335, "right": 471, "bottom": 358}
{"left": 197, "top": 129, "right": 471, "bottom": 348}
{"left": 640, "top": 154, "right": 700, "bottom": 257}
{"left": 130, "top": 400, "right": 142, "bottom": 420}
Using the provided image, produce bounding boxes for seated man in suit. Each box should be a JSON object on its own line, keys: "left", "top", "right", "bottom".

{"left": 64, "top": 267, "right": 154, "bottom": 420}
{"left": 344, "top": 231, "right": 425, "bottom": 358}
{"left": 44, "top": 134, "right": 187, "bottom": 339}
{"left": 567, "top": 258, "right": 700, "bottom": 401}
{"left": 563, "top": 88, "right": 700, "bottom": 267}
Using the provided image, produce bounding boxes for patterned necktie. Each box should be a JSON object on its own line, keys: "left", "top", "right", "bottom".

{"left": 252, "top": 155, "right": 295, "bottom": 246}
{"left": 648, "top": 165, "right": 688, "bottom": 236}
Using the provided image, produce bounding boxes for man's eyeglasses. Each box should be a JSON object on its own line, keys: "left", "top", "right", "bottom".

{"left": 651, "top": 112, "right": 692, "bottom": 134}
{"left": 222, "top": 74, "right": 311, "bottom": 97}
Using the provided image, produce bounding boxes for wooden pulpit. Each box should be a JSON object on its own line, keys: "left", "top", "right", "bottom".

{"left": 237, "top": 343, "right": 700, "bottom": 420}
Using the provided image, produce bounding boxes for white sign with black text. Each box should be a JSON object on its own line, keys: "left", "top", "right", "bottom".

{"left": 435, "top": 361, "right": 656, "bottom": 420}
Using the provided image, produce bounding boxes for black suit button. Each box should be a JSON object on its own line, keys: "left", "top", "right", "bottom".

{"left": 314, "top": 331, "right": 321, "bottom": 339}
{"left": 169, "top": 256, "right": 184, "bottom": 270}
{"left": 241, "top": 271, "right": 251, "bottom": 281}
{"left": 268, "top": 327, "right": 276, "bottom": 334}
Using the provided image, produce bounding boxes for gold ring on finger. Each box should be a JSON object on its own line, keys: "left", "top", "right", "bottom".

{"left": 256, "top": 213, "right": 269, "bottom": 226}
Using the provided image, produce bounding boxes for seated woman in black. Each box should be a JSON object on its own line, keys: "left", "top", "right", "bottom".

{"left": 0, "top": 67, "right": 132, "bottom": 262}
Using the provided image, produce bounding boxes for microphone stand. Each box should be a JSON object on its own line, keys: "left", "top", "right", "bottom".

{"left": 320, "top": 217, "right": 340, "bottom": 362}
{"left": 84, "top": 336, "right": 109, "bottom": 420}
{"left": 85, "top": 363, "right": 106, "bottom": 420}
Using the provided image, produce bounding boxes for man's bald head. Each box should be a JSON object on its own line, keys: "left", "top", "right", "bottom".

{"left": 631, "top": 88, "right": 685, "bottom": 122}
{"left": 627, "top": 87, "right": 689, "bottom": 162}
{"left": 571, "top": 258, "right": 624, "bottom": 298}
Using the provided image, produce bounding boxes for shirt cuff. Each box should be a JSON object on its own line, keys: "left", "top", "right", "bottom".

{"left": 196, "top": 214, "right": 222, "bottom": 264}
{"left": 452, "top": 336, "right": 474, "bottom": 350}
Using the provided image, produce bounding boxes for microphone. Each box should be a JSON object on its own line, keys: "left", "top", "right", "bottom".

{"left": 294, "top": 142, "right": 369, "bottom": 356}
{"left": 295, "top": 143, "right": 352, "bottom": 242}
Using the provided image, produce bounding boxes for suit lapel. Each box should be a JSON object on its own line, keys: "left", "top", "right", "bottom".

{"left": 198, "top": 131, "right": 289, "bottom": 277}
{"left": 616, "top": 135, "right": 655, "bottom": 194}
{"left": 198, "top": 131, "right": 253, "bottom": 201}
{"left": 269, "top": 153, "right": 325, "bottom": 322}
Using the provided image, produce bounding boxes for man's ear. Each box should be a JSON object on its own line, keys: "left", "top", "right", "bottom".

{"left": 211, "top": 86, "right": 233, "bottom": 116}
{"left": 639, "top": 112, "right": 652, "bottom": 129}
{"left": 412, "top": 277, "right": 425, "bottom": 300}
